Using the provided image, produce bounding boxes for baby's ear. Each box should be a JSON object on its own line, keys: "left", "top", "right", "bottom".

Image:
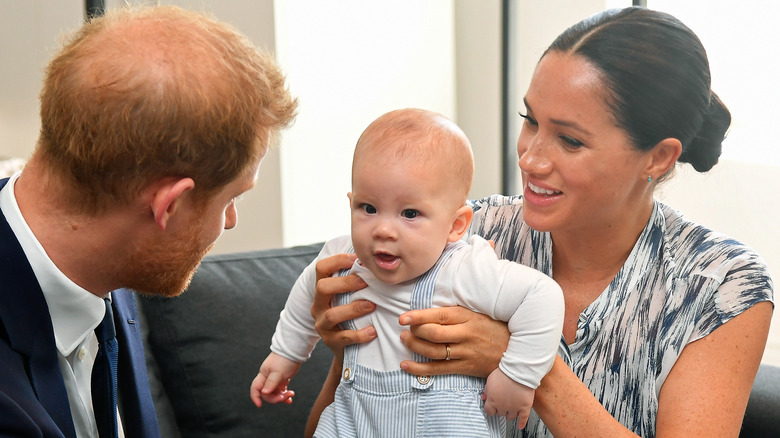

{"left": 448, "top": 205, "right": 473, "bottom": 242}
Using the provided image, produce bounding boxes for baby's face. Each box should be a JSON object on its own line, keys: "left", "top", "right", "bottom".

{"left": 349, "top": 159, "right": 459, "bottom": 284}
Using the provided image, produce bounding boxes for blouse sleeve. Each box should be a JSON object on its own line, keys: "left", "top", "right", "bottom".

{"left": 689, "top": 243, "right": 774, "bottom": 343}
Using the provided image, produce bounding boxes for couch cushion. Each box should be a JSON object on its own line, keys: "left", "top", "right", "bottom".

{"left": 139, "top": 243, "right": 331, "bottom": 438}
{"left": 740, "top": 363, "right": 780, "bottom": 437}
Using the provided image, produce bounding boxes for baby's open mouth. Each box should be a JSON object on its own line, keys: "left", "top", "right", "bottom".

{"left": 373, "top": 252, "right": 400, "bottom": 270}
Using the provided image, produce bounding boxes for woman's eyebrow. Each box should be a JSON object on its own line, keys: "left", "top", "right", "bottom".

{"left": 523, "top": 97, "right": 592, "bottom": 136}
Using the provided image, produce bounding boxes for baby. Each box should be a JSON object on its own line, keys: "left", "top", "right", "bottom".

{"left": 250, "top": 108, "right": 564, "bottom": 436}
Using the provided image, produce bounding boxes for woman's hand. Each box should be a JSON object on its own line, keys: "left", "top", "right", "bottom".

{"left": 311, "top": 253, "right": 376, "bottom": 357}
{"left": 397, "top": 306, "right": 510, "bottom": 377}
{"left": 306, "top": 253, "right": 376, "bottom": 438}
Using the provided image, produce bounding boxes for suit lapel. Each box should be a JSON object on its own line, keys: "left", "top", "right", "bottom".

{"left": 0, "top": 178, "right": 77, "bottom": 438}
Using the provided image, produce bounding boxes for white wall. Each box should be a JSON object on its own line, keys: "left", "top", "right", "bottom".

{"left": 0, "top": 2, "right": 82, "bottom": 161}
{"left": 649, "top": 0, "right": 780, "bottom": 168}
{"left": 453, "top": 0, "right": 502, "bottom": 199}
{"left": 273, "top": 0, "right": 457, "bottom": 247}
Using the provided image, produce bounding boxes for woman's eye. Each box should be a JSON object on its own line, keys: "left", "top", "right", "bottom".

{"left": 561, "top": 136, "right": 584, "bottom": 148}
{"left": 401, "top": 209, "right": 419, "bottom": 219}
{"left": 361, "top": 204, "right": 377, "bottom": 214}
{"left": 518, "top": 112, "right": 538, "bottom": 127}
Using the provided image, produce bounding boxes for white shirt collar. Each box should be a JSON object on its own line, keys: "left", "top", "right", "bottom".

{"left": 0, "top": 172, "right": 105, "bottom": 356}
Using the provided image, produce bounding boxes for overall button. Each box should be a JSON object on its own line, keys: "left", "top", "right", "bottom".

{"left": 343, "top": 367, "right": 351, "bottom": 380}
{"left": 417, "top": 375, "right": 431, "bottom": 385}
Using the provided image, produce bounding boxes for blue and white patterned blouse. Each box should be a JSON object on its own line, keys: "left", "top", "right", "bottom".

{"left": 468, "top": 195, "right": 774, "bottom": 438}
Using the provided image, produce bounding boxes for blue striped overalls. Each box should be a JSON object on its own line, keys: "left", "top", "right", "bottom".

{"left": 313, "top": 242, "right": 506, "bottom": 437}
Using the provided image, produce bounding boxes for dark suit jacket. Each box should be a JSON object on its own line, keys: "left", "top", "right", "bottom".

{"left": 0, "top": 177, "right": 160, "bottom": 437}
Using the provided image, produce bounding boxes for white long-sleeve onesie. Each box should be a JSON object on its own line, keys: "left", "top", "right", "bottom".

{"left": 270, "top": 234, "right": 564, "bottom": 389}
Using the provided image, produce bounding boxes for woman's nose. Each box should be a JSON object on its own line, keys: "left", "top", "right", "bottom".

{"left": 517, "top": 134, "right": 552, "bottom": 175}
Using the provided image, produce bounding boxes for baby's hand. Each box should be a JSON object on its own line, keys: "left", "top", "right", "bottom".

{"left": 249, "top": 352, "right": 301, "bottom": 408}
{"left": 482, "top": 369, "right": 535, "bottom": 429}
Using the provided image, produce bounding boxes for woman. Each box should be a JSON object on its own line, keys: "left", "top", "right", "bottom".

{"left": 307, "top": 7, "right": 773, "bottom": 437}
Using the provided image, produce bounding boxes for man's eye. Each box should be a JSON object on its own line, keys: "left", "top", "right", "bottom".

{"left": 361, "top": 204, "right": 377, "bottom": 214}
{"left": 401, "top": 209, "right": 419, "bottom": 219}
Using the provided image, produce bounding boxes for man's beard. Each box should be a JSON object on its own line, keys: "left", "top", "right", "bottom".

{"left": 123, "top": 218, "right": 215, "bottom": 298}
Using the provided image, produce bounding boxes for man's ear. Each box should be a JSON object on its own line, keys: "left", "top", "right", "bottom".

{"left": 149, "top": 177, "right": 195, "bottom": 230}
{"left": 448, "top": 205, "right": 474, "bottom": 242}
{"left": 647, "top": 137, "right": 682, "bottom": 180}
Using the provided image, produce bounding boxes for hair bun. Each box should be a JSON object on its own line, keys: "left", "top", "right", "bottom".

{"left": 679, "top": 92, "right": 731, "bottom": 172}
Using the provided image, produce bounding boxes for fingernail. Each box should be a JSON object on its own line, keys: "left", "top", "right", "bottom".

{"left": 399, "top": 315, "right": 410, "bottom": 325}
{"left": 361, "top": 300, "right": 375, "bottom": 310}
{"left": 400, "top": 361, "right": 409, "bottom": 371}
{"left": 365, "top": 327, "right": 377, "bottom": 338}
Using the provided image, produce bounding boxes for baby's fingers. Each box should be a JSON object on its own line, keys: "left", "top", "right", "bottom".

{"left": 250, "top": 386, "right": 263, "bottom": 408}
{"left": 261, "top": 388, "right": 295, "bottom": 405}
{"left": 261, "top": 373, "right": 286, "bottom": 395}
{"left": 483, "top": 400, "right": 497, "bottom": 417}
{"left": 249, "top": 374, "right": 268, "bottom": 407}
{"left": 515, "top": 410, "right": 529, "bottom": 430}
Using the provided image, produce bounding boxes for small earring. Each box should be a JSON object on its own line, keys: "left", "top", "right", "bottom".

{"left": 647, "top": 175, "right": 652, "bottom": 182}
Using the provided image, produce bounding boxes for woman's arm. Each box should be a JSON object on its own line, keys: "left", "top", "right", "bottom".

{"left": 305, "top": 356, "right": 342, "bottom": 438}
{"left": 398, "top": 302, "right": 771, "bottom": 437}
{"left": 655, "top": 301, "right": 772, "bottom": 437}
{"left": 304, "top": 253, "right": 375, "bottom": 438}
{"left": 532, "top": 355, "right": 636, "bottom": 436}
{"left": 533, "top": 302, "right": 772, "bottom": 438}
{"left": 398, "top": 307, "right": 632, "bottom": 436}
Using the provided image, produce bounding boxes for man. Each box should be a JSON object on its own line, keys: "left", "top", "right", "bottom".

{"left": 0, "top": 6, "right": 296, "bottom": 437}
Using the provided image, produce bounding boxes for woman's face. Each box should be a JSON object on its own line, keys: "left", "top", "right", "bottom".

{"left": 517, "top": 52, "right": 653, "bottom": 235}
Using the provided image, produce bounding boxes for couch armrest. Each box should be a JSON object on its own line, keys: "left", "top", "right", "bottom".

{"left": 139, "top": 243, "right": 331, "bottom": 438}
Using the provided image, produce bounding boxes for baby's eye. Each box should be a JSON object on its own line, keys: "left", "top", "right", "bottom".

{"left": 401, "top": 209, "right": 419, "bottom": 219}
{"left": 361, "top": 204, "right": 377, "bottom": 214}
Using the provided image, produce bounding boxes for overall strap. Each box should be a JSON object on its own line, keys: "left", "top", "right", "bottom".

{"left": 409, "top": 240, "right": 465, "bottom": 362}
{"left": 332, "top": 245, "right": 361, "bottom": 372}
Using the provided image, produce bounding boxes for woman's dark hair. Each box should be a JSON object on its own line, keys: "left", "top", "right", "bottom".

{"left": 545, "top": 7, "right": 730, "bottom": 172}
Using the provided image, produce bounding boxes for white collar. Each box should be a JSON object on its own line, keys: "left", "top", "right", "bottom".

{"left": 0, "top": 172, "right": 105, "bottom": 356}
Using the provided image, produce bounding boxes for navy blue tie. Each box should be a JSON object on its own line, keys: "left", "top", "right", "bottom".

{"left": 92, "top": 298, "right": 119, "bottom": 438}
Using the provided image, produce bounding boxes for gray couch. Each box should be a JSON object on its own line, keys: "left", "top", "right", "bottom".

{"left": 138, "top": 243, "right": 779, "bottom": 437}
{"left": 138, "top": 243, "right": 330, "bottom": 438}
